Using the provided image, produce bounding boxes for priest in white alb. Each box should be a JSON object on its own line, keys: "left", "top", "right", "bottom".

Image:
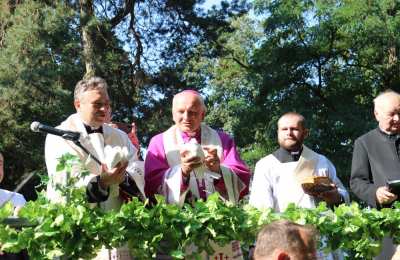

{"left": 249, "top": 112, "right": 349, "bottom": 260}
{"left": 45, "top": 77, "right": 144, "bottom": 260}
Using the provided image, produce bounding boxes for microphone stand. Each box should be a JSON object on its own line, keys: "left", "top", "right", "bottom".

{"left": 61, "top": 132, "right": 102, "bottom": 166}
{"left": 72, "top": 140, "right": 102, "bottom": 166}
{"left": 47, "top": 130, "right": 138, "bottom": 199}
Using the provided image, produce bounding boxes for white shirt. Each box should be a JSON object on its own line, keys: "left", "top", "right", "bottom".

{"left": 0, "top": 189, "right": 26, "bottom": 208}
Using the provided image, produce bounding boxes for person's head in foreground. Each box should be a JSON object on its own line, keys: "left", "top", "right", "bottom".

{"left": 254, "top": 220, "right": 318, "bottom": 260}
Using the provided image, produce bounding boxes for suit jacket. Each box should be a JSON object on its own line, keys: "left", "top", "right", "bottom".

{"left": 350, "top": 128, "right": 400, "bottom": 208}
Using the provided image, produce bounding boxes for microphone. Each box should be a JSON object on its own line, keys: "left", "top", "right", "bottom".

{"left": 30, "top": 121, "right": 80, "bottom": 141}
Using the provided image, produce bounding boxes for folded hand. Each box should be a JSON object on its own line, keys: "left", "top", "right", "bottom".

{"left": 99, "top": 161, "right": 128, "bottom": 189}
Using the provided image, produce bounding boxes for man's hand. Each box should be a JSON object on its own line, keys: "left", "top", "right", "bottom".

{"left": 203, "top": 145, "right": 221, "bottom": 173}
{"left": 99, "top": 161, "right": 128, "bottom": 189}
{"left": 180, "top": 149, "right": 203, "bottom": 177}
{"left": 376, "top": 186, "right": 398, "bottom": 205}
{"left": 304, "top": 183, "right": 342, "bottom": 205}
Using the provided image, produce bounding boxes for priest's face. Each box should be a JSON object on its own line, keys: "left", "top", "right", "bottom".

{"left": 74, "top": 89, "right": 110, "bottom": 128}
{"left": 375, "top": 95, "right": 400, "bottom": 134}
{"left": 277, "top": 115, "right": 308, "bottom": 151}
{"left": 172, "top": 92, "right": 205, "bottom": 134}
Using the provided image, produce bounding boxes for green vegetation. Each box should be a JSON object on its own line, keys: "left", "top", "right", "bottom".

{"left": 1, "top": 154, "right": 400, "bottom": 259}
{"left": 1, "top": 1, "right": 400, "bottom": 257}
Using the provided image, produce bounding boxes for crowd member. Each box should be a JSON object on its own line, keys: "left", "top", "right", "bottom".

{"left": 350, "top": 90, "right": 400, "bottom": 260}
{"left": 0, "top": 152, "right": 29, "bottom": 260}
{"left": 105, "top": 109, "right": 141, "bottom": 153}
{"left": 253, "top": 220, "right": 318, "bottom": 260}
{"left": 144, "top": 90, "right": 251, "bottom": 258}
{"left": 249, "top": 112, "right": 349, "bottom": 259}
{"left": 0, "top": 152, "right": 26, "bottom": 214}
{"left": 45, "top": 76, "right": 144, "bottom": 259}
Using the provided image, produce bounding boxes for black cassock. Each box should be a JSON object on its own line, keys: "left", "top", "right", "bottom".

{"left": 350, "top": 128, "right": 400, "bottom": 260}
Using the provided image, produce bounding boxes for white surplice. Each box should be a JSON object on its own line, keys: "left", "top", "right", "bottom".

{"left": 45, "top": 113, "right": 144, "bottom": 260}
{"left": 249, "top": 146, "right": 349, "bottom": 260}
{"left": 162, "top": 123, "right": 243, "bottom": 206}
{"left": 249, "top": 146, "right": 349, "bottom": 211}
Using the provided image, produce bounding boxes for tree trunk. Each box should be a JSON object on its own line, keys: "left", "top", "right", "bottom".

{"left": 79, "top": 0, "right": 96, "bottom": 78}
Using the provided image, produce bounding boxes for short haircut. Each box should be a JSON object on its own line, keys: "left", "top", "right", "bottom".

{"left": 172, "top": 90, "right": 206, "bottom": 112}
{"left": 74, "top": 77, "right": 109, "bottom": 101}
{"left": 254, "top": 220, "right": 317, "bottom": 259}
{"left": 277, "top": 112, "right": 307, "bottom": 129}
{"left": 373, "top": 89, "right": 400, "bottom": 111}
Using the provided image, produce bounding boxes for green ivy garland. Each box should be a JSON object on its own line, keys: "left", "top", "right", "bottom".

{"left": 1, "top": 154, "right": 399, "bottom": 259}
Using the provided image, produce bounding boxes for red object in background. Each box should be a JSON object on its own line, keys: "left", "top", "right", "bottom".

{"left": 127, "top": 123, "right": 140, "bottom": 150}
{"left": 111, "top": 122, "right": 140, "bottom": 151}
{"left": 110, "top": 121, "right": 142, "bottom": 203}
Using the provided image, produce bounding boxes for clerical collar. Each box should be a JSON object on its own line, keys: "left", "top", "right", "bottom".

{"left": 84, "top": 124, "right": 103, "bottom": 134}
{"left": 377, "top": 128, "right": 400, "bottom": 140}
{"left": 273, "top": 147, "right": 303, "bottom": 163}
{"left": 181, "top": 130, "right": 201, "bottom": 143}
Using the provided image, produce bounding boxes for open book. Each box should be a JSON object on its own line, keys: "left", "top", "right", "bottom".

{"left": 387, "top": 180, "right": 400, "bottom": 195}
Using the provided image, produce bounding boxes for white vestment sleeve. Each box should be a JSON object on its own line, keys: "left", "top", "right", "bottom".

{"left": 325, "top": 158, "right": 350, "bottom": 203}
{"left": 125, "top": 140, "right": 146, "bottom": 198}
{"left": 249, "top": 158, "right": 275, "bottom": 209}
{"left": 45, "top": 134, "right": 98, "bottom": 203}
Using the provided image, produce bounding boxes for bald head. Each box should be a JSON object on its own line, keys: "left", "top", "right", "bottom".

{"left": 172, "top": 90, "right": 206, "bottom": 111}
{"left": 172, "top": 90, "right": 206, "bottom": 134}
{"left": 277, "top": 112, "right": 306, "bottom": 130}
{"left": 373, "top": 90, "right": 400, "bottom": 134}
{"left": 374, "top": 90, "right": 400, "bottom": 111}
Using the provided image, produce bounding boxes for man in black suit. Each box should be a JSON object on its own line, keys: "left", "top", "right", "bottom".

{"left": 350, "top": 89, "right": 400, "bottom": 259}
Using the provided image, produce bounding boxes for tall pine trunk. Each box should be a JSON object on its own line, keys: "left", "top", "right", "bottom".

{"left": 79, "top": 0, "right": 96, "bottom": 78}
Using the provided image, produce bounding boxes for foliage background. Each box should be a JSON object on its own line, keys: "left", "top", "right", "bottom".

{"left": 1, "top": 0, "right": 400, "bottom": 202}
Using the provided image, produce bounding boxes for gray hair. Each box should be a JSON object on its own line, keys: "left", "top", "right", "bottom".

{"left": 74, "top": 77, "right": 109, "bottom": 101}
{"left": 373, "top": 89, "right": 400, "bottom": 111}
{"left": 172, "top": 90, "right": 206, "bottom": 112}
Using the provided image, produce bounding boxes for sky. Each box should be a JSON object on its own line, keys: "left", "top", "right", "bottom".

{"left": 202, "top": 0, "right": 223, "bottom": 10}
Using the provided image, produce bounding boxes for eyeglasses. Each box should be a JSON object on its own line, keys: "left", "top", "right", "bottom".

{"left": 91, "top": 102, "right": 111, "bottom": 109}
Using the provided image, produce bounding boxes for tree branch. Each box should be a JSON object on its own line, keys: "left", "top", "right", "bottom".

{"left": 109, "top": 0, "right": 134, "bottom": 28}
